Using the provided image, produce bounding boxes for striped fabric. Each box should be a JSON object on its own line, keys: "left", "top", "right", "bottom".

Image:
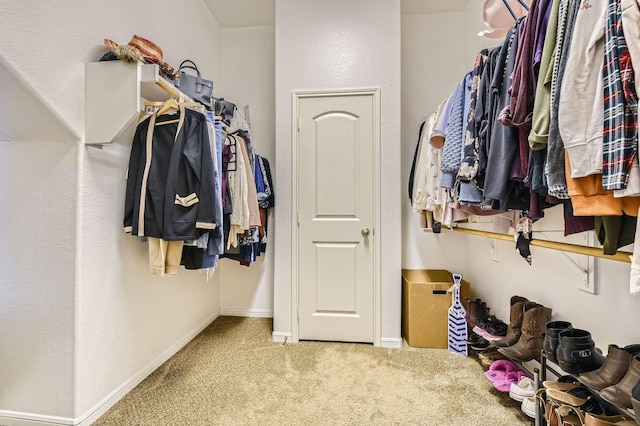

{"left": 602, "top": 0, "right": 638, "bottom": 190}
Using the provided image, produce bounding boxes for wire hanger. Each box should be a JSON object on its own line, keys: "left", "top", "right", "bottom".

{"left": 502, "top": 0, "right": 518, "bottom": 20}
{"left": 516, "top": 0, "right": 530, "bottom": 11}
{"left": 502, "top": 0, "right": 530, "bottom": 21}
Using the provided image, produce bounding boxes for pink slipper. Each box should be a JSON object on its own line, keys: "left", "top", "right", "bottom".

{"left": 493, "top": 370, "right": 531, "bottom": 393}
{"left": 484, "top": 359, "right": 520, "bottom": 382}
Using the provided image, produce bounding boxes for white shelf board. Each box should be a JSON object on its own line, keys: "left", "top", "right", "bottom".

{"left": 84, "top": 61, "right": 188, "bottom": 145}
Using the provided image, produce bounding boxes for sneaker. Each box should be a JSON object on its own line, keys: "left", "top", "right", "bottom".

{"left": 494, "top": 370, "right": 531, "bottom": 393}
{"left": 521, "top": 395, "right": 536, "bottom": 418}
{"left": 473, "top": 315, "right": 508, "bottom": 340}
{"left": 509, "top": 376, "right": 535, "bottom": 402}
{"left": 483, "top": 316, "right": 508, "bottom": 339}
{"left": 466, "top": 334, "right": 491, "bottom": 352}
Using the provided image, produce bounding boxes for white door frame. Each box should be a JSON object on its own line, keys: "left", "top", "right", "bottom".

{"left": 290, "top": 88, "right": 381, "bottom": 346}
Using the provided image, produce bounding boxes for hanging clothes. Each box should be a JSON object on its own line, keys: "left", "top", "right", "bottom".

{"left": 485, "top": 20, "right": 523, "bottom": 210}
{"left": 602, "top": 0, "right": 638, "bottom": 191}
{"left": 124, "top": 106, "right": 218, "bottom": 241}
{"left": 558, "top": 0, "right": 608, "bottom": 179}
{"left": 547, "top": 0, "right": 580, "bottom": 199}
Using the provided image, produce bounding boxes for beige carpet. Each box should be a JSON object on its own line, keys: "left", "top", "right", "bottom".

{"left": 94, "top": 316, "right": 533, "bottom": 425}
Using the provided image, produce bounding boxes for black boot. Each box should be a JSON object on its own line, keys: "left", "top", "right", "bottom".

{"left": 555, "top": 329, "right": 605, "bottom": 375}
{"left": 543, "top": 321, "right": 573, "bottom": 363}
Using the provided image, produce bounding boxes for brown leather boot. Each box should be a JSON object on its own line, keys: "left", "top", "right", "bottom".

{"left": 600, "top": 355, "right": 640, "bottom": 409}
{"left": 497, "top": 302, "right": 552, "bottom": 362}
{"left": 493, "top": 295, "right": 529, "bottom": 348}
{"left": 579, "top": 345, "right": 634, "bottom": 391}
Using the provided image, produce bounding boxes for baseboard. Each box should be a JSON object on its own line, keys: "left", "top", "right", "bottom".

{"left": 380, "top": 337, "right": 403, "bottom": 348}
{"left": 0, "top": 312, "right": 221, "bottom": 426}
{"left": 0, "top": 411, "right": 73, "bottom": 426}
{"left": 220, "top": 308, "right": 273, "bottom": 318}
{"left": 272, "top": 331, "right": 291, "bottom": 343}
{"left": 75, "top": 311, "right": 220, "bottom": 425}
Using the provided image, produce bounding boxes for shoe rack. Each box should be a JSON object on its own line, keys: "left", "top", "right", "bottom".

{"left": 537, "top": 350, "right": 637, "bottom": 424}
{"left": 470, "top": 295, "right": 638, "bottom": 425}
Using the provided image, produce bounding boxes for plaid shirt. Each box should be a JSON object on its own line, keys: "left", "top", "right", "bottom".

{"left": 602, "top": 0, "right": 638, "bottom": 190}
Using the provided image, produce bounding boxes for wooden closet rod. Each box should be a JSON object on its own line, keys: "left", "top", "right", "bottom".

{"left": 450, "top": 226, "right": 632, "bottom": 263}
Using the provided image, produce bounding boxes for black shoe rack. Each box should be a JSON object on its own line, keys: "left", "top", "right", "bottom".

{"left": 535, "top": 350, "right": 637, "bottom": 425}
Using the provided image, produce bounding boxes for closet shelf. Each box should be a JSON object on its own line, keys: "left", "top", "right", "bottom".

{"left": 448, "top": 226, "right": 632, "bottom": 263}
{"left": 84, "top": 61, "right": 191, "bottom": 145}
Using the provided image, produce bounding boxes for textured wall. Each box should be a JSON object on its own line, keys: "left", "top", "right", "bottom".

{"left": 218, "top": 26, "right": 276, "bottom": 317}
{"left": 274, "top": 0, "right": 402, "bottom": 342}
{"left": 0, "top": 140, "right": 77, "bottom": 418}
{"left": 0, "top": 0, "right": 223, "bottom": 421}
{"left": 401, "top": 12, "right": 470, "bottom": 273}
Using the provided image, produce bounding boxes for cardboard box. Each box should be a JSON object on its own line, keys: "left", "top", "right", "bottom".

{"left": 402, "top": 269, "right": 470, "bottom": 348}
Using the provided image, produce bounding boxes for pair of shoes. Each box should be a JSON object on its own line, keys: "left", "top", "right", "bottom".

{"left": 473, "top": 315, "right": 508, "bottom": 340}
{"left": 546, "top": 385, "right": 615, "bottom": 417}
{"left": 493, "top": 295, "right": 529, "bottom": 347}
{"left": 493, "top": 370, "right": 530, "bottom": 393}
{"left": 469, "top": 299, "right": 508, "bottom": 341}
{"left": 584, "top": 412, "right": 636, "bottom": 425}
{"left": 510, "top": 376, "right": 535, "bottom": 401}
{"left": 543, "top": 376, "right": 581, "bottom": 392}
{"left": 465, "top": 298, "right": 487, "bottom": 330}
{"left": 466, "top": 333, "right": 490, "bottom": 352}
{"left": 520, "top": 394, "right": 537, "bottom": 418}
{"left": 498, "top": 301, "right": 552, "bottom": 362}
{"left": 579, "top": 344, "right": 640, "bottom": 391}
{"left": 599, "top": 355, "right": 640, "bottom": 409}
{"left": 556, "top": 329, "right": 605, "bottom": 375}
{"left": 484, "top": 359, "right": 531, "bottom": 393}
{"left": 484, "top": 359, "right": 520, "bottom": 382}
{"left": 477, "top": 347, "right": 507, "bottom": 368}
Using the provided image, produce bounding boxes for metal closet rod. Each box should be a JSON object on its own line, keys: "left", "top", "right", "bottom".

{"left": 449, "top": 226, "right": 632, "bottom": 263}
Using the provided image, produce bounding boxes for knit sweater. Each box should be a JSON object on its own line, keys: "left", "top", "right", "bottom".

{"left": 440, "top": 75, "right": 468, "bottom": 190}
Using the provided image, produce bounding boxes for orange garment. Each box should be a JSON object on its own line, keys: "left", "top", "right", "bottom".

{"left": 565, "top": 152, "right": 640, "bottom": 216}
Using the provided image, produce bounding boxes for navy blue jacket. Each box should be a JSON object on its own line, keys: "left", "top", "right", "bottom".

{"left": 124, "top": 106, "right": 217, "bottom": 240}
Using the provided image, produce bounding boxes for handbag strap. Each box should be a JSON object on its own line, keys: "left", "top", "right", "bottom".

{"left": 178, "top": 65, "right": 202, "bottom": 78}
{"left": 178, "top": 59, "right": 199, "bottom": 70}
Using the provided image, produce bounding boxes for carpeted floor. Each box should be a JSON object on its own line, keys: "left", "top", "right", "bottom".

{"left": 94, "top": 316, "right": 533, "bottom": 425}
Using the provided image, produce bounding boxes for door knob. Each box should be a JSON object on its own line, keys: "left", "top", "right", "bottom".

{"left": 361, "top": 228, "right": 370, "bottom": 237}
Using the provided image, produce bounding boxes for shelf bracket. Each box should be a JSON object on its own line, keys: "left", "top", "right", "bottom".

{"left": 537, "top": 232, "right": 597, "bottom": 295}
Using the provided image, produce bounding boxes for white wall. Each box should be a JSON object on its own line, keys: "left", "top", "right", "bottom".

{"left": 401, "top": 12, "right": 469, "bottom": 272}
{"left": 218, "top": 26, "right": 276, "bottom": 317}
{"left": 274, "top": 0, "right": 402, "bottom": 343}
{"left": 401, "top": 2, "right": 640, "bottom": 355}
{"left": 0, "top": 0, "right": 223, "bottom": 422}
{"left": 0, "top": 138, "right": 77, "bottom": 419}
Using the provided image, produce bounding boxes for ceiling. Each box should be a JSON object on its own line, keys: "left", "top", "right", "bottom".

{"left": 204, "top": 0, "right": 471, "bottom": 28}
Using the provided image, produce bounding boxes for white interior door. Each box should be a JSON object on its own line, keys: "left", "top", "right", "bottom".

{"left": 296, "top": 92, "right": 377, "bottom": 343}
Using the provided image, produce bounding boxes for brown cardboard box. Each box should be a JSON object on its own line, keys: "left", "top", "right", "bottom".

{"left": 402, "top": 269, "right": 470, "bottom": 348}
